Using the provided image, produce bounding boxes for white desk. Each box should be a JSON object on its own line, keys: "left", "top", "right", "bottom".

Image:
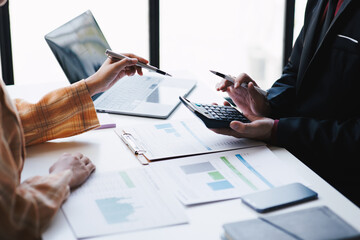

{"left": 7, "top": 78, "right": 360, "bottom": 240}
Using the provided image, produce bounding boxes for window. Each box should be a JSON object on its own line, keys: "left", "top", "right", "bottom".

{"left": 160, "top": 0, "right": 285, "bottom": 90}
{"left": 293, "top": 0, "right": 307, "bottom": 45}
{"left": 8, "top": 0, "right": 303, "bottom": 90}
{"left": 9, "top": 0, "right": 148, "bottom": 85}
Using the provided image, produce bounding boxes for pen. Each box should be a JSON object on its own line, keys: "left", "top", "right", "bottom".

{"left": 105, "top": 49, "right": 172, "bottom": 77}
{"left": 210, "top": 70, "right": 267, "bottom": 96}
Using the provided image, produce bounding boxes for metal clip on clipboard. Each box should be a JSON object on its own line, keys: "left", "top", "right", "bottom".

{"left": 120, "top": 132, "right": 149, "bottom": 165}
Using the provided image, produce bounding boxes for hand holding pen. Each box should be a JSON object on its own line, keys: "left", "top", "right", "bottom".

{"left": 211, "top": 70, "right": 267, "bottom": 96}
{"left": 212, "top": 70, "right": 271, "bottom": 117}
{"left": 106, "top": 49, "right": 172, "bottom": 77}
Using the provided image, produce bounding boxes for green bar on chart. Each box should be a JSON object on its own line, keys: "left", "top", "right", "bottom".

{"left": 119, "top": 171, "right": 136, "bottom": 188}
{"left": 208, "top": 171, "right": 225, "bottom": 180}
{"left": 220, "top": 156, "right": 257, "bottom": 190}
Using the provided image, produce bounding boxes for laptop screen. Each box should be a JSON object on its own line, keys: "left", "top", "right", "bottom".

{"left": 45, "top": 10, "right": 110, "bottom": 85}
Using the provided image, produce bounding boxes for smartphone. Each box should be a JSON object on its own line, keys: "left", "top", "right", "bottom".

{"left": 179, "top": 96, "right": 250, "bottom": 128}
{"left": 241, "top": 182, "right": 318, "bottom": 213}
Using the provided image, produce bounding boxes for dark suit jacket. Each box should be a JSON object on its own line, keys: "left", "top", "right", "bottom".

{"left": 267, "top": 0, "right": 360, "bottom": 205}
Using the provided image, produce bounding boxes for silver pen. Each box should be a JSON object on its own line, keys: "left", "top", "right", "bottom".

{"left": 105, "top": 49, "right": 172, "bottom": 77}
{"left": 210, "top": 70, "right": 267, "bottom": 96}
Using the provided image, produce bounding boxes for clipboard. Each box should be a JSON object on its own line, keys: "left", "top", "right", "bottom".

{"left": 119, "top": 132, "right": 150, "bottom": 165}
{"left": 115, "top": 120, "right": 265, "bottom": 165}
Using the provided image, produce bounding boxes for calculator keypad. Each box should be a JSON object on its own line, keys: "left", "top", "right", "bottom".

{"left": 195, "top": 104, "right": 250, "bottom": 123}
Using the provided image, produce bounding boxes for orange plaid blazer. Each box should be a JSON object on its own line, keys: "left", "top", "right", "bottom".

{"left": 0, "top": 79, "right": 99, "bottom": 240}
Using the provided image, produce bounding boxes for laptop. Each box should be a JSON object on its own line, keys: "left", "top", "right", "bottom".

{"left": 44, "top": 10, "right": 196, "bottom": 119}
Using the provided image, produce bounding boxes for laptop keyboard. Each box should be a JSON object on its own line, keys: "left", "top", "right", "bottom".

{"left": 94, "top": 75, "right": 162, "bottom": 111}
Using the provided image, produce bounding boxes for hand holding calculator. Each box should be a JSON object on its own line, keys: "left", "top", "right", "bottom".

{"left": 179, "top": 96, "right": 250, "bottom": 128}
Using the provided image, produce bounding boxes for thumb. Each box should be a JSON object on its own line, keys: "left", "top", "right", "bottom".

{"left": 230, "top": 121, "right": 243, "bottom": 132}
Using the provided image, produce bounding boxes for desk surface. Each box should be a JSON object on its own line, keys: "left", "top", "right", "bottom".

{"left": 7, "top": 78, "right": 360, "bottom": 240}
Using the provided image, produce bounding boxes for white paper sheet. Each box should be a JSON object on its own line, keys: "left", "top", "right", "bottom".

{"left": 62, "top": 168, "right": 188, "bottom": 238}
{"left": 150, "top": 146, "right": 306, "bottom": 205}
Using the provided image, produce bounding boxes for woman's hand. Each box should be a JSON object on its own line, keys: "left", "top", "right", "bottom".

{"left": 49, "top": 152, "right": 96, "bottom": 189}
{"left": 85, "top": 53, "right": 148, "bottom": 96}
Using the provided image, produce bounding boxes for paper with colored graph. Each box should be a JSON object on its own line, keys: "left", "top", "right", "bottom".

{"left": 117, "top": 119, "right": 264, "bottom": 161}
{"left": 61, "top": 168, "right": 187, "bottom": 238}
{"left": 150, "top": 146, "right": 305, "bottom": 205}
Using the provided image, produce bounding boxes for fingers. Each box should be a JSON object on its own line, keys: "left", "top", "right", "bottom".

{"left": 86, "top": 162, "right": 96, "bottom": 173}
{"left": 216, "top": 79, "right": 233, "bottom": 91}
{"left": 113, "top": 57, "right": 138, "bottom": 69}
{"left": 123, "top": 53, "right": 149, "bottom": 65}
{"left": 110, "top": 54, "right": 146, "bottom": 76}
{"left": 247, "top": 82, "right": 265, "bottom": 105}
{"left": 233, "top": 73, "right": 260, "bottom": 89}
{"left": 74, "top": 153, "right": 94, "bottom": 170}
{"left": 136, "top": 66, "right": 143, "bottom": 76}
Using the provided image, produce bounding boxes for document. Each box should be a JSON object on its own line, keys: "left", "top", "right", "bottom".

{"left": 62, "top": 168, "right": 188, "bottom": 238}
{"left": 116, "top": 119, "right": 264, "bottom": 164}
{"left": 150, "top": 146, "right": 306, "bottom": 205}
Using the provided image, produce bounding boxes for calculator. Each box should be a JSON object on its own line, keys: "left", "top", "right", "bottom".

{"left": 179, "top": 96, "right": 251, "bottom": 128}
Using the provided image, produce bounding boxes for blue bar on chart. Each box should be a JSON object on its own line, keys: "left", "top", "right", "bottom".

{"left": 207, "top": 180, "right": 234, "bottom": 191}
{"left": 154, "top": 123, "right": 181, "bottom": 137}
{"left": 235, "top": 154, "right": 274, "bottom": 188}
{"left": 95, "top": 197, "right": 135, "bottom": 224}
{"left": 155, "top": 123, "right": 173, "bottom": 129}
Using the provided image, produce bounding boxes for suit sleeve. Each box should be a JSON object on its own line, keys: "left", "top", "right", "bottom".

{"left": 266, "top": 28, "right": 304, "bottom": 119}
{"left": 15, "top": 80, "right": 99, "bottom": 146}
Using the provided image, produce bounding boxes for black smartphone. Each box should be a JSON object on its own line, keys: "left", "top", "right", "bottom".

{"left": 179, "top": 96, "right": 250, "bottom": 128}
{"left": 241, "top": 182, "right": 318, "bottom": 213}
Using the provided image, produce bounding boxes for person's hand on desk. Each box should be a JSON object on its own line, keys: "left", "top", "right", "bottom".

{"left": 49, "top": 153, "right": 95, "bottom": 189}
{"left": 85, "top": 53, "right": 148, "bottom": 96}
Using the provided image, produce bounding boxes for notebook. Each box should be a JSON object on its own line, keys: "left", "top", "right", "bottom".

{"left": 44, "top": 10, "right": 196, "bottom": 119}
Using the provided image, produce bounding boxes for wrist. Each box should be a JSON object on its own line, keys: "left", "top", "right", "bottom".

{"left": 270, "top": 119, "right": 279, "bottom": 144}
{"left": 84, "top": 75, "right": 102, "bottom": 97}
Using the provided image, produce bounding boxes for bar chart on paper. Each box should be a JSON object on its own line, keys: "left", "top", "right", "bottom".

{"left": 61, "top": 169, "right": 187, "bottom": 238}
{"left": 150, "top": 146, "right": 304, "bottom": 205}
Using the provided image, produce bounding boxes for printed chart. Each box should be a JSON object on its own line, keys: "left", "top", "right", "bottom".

{"left": 151, "top": 146, "right": 304, "bottom": 205}
{"left": 62, "top": 168, "right": 187, "bottom": 238}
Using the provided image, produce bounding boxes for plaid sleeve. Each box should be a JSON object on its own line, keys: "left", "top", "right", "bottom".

{"left": 15, "top": 80, "right": 99, "bottom": 146}
{"left": 0, "top": 161, "right": 72, "bottom": 239}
